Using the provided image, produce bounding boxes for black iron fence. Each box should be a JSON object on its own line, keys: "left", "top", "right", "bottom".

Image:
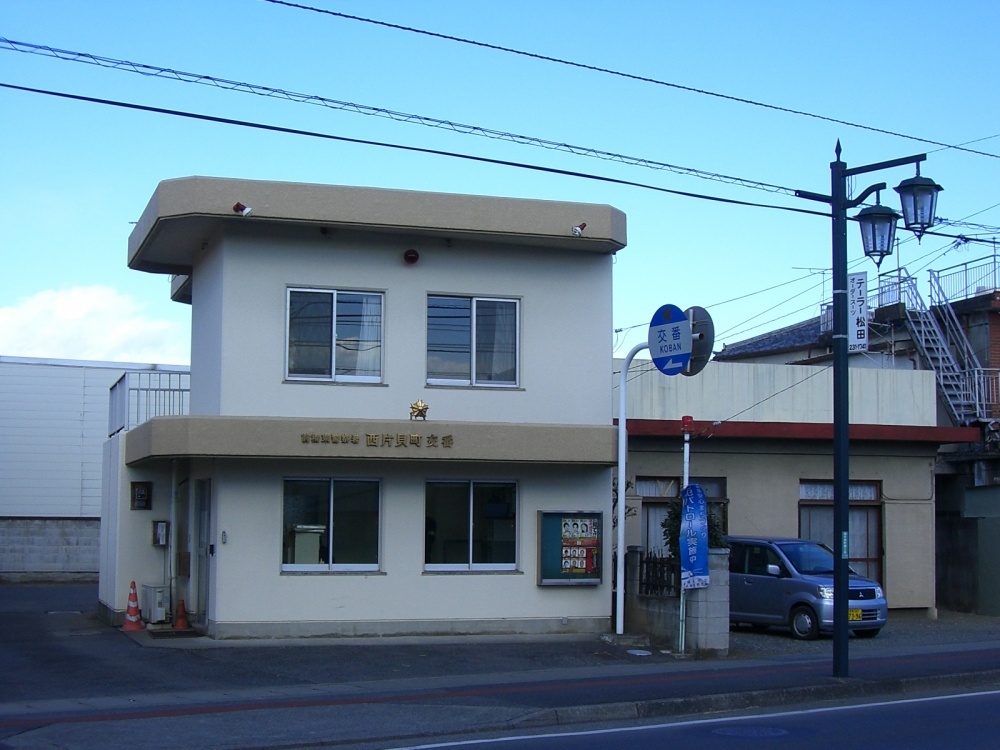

{"left": 639, "top": 552, "right": 680, "bottom": 598}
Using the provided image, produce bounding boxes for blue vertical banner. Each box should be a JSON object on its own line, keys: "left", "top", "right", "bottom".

{"left": 680, "top": 483, "right": 709, "bottom": 590}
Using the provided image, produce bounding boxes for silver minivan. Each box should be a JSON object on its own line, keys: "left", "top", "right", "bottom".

{"left": 727, "top": 536, "right": 888, "bottom": 640}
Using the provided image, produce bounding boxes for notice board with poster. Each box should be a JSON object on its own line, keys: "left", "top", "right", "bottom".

{"left": 537, "top": 511, "right": 602, "bottom": 586}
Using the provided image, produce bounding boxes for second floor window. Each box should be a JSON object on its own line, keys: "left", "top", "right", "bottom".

{"left": 427, "top": 295, "right": 518, "bottom": 386}
{"left": 287, "top": 289, "right": 382, "bottom": 382}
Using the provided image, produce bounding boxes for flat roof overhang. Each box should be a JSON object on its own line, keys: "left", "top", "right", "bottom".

{"left": 124, "top": 416, "right": 618, "bottom": 467}
{"left": 128, "top": 177, "right": 628, "bottom": 275}
{"left": 622, "top": 418, "right": 980, "bottom": 444}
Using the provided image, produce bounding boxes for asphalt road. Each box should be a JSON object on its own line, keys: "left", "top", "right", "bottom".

{"left": 3, "top": 583, "right": 1000, "bottom": 749}
{"left": 389, "top": 689, "right": 1000, "bottom": 750}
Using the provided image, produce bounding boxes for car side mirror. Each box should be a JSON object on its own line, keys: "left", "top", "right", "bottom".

{"left": 766, "top": 563, "right": 782, "bottom": 577}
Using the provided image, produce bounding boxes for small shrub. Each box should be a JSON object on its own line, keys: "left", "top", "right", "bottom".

{"left": 660, "top": 500, "right": 729, "bottom": 558}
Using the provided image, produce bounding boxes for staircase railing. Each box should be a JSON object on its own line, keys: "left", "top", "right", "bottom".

{"left": 894, "top": 268, "right": 979, "bottom": 424}
{"left": 929, "top": 270, "right": 984, "bottom": 374}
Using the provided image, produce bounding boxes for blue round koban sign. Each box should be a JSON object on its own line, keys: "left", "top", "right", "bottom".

{"left": 648, "top": 304, "right": 692, "bottom": 376}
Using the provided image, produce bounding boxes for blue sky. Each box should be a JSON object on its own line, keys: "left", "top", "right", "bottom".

{"left": 2, "top": 1, "right": 998, "bottom": 365}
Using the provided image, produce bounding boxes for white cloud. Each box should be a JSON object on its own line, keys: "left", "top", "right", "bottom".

{"left": 0, "top": 286, "right": 189, "bottom": 365}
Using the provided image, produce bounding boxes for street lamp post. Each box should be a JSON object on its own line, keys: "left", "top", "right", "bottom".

{"left": 795, "top": 142, "right": 941, "bottom": 678}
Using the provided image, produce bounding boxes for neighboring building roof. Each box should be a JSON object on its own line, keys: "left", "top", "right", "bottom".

{"left": 0, "top": 355, "right": 189, "bottom": 372}
{"left": 623, "top": 417, "right": 979, "bottom": 445}
{"left": 714, "top": 317, "right": 823, "bottom": 361}
{"left": 128, "top": 177, "right": 628, "bottom": 275}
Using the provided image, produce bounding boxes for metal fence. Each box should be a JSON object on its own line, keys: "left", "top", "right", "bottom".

{"left": 639, "top": 552, "right": 680, "bottom": 598}
{"left": 108, "top": 370, "right": 190, "bottom": 436}
{"left": 933, "top": 256, "right": 1000, "bottom": 302}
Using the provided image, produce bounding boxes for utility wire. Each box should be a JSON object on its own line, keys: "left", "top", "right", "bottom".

{"left": 614, "top": 357, "right": 833, "bottom": 434}
{"left": 9, "top": 78, "right": 976, "bottom": 342}
{"left": 719, "top": 299, "right": 826, "bottom": 342}
{"left": 0, "top": 82, "right": 833, "bottom": 219}
{"left": 707, "top": 271, "right": 824, "bottom": 309}
{"left": 616, "top": 227, "right": 993, "bottom": 344}
{"left": 3, "top": 79, "right": 990, "bottom": 349}
{"left": 706, "top": 366, "right": 831, "bottom": 431}
{"left": 0, "top": 37, "right": 796, "bottom": 197}
{"left": 263, "top": 0, "right": 1000, "bottom": 161}
{"left": 3, "top": 37, "right": 996, "bottom": 238}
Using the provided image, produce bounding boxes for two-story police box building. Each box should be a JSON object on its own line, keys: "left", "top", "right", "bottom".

{"left": 99, "top": 177, "right": 627, "bottom": 638}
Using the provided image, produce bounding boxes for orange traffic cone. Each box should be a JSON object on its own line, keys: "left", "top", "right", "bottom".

{"left": 172, "top": 599, "right": 191, "bottom": 630}
{"left": 121, "top": 580, "right": 143, "bottom": 632}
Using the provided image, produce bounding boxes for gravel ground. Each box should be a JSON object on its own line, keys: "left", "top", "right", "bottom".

{"left": 727, "top": 608, "right": 1000, "bottom": 658}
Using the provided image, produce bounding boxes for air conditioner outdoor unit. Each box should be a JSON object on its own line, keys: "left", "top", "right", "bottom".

{"left": 141, "top": 584, "right": 169, "bottom": 624}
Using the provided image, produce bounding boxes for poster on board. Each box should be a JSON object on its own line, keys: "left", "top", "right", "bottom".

{"left": 537, "top": 511, "right": 602, "bottom": 586}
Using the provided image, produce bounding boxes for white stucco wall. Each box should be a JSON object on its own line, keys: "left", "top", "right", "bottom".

{"left": 99, "top": 434, "right": 177, "bottom": 612}
{"left": 201, "top": 460, "right": 611, "bottom": 635}
{"left": 618, "top": 360, "right": 938, "bottom": 427}
{"left": 189, "top": 227, "right": 614, "bottom": 425}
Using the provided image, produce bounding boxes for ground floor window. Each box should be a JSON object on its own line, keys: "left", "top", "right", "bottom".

{"left": 799, "top": 480, "right": 882, "bottom": 582}
{"left": 636, "top": 476, "right": 728, "bottom": 556}
{"left": 282, "top": 478, "right": 380, "bottom": 571}
{"left": 425, "top": 481, "right": 517, "bottom": 570}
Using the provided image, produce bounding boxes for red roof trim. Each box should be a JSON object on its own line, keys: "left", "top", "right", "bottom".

{"left": 617, "top": 418, "right": 979, "bottom": 444}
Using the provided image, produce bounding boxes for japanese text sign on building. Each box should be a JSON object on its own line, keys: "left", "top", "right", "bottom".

{"left": 848, "top": 272, "right": 868, "bottom": 354}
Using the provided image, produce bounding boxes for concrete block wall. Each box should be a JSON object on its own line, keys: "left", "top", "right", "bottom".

{"left": 624, "top": 548, "right": 729, "bottom": 656}
{"left": 682, "top": 550, "right": 730, "bottom": 653}
{"left": 0, "top": 518, "right": 100, "bottom": 581}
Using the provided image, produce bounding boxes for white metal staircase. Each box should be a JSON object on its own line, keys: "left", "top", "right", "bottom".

{"left": 890, "top": 268, "right": 983, "bottom": 425}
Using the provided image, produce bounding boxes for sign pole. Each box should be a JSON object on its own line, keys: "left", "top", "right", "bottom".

{"left": 616, "top": 342, "right": 647, "bottom": 635}
{"left": 617, "top": 305, "right": 711, "bottom": 638}
{"left": 678, "top": 417, "right": 693, "bottom": 652}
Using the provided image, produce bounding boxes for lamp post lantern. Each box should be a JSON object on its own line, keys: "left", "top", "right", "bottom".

{"left": 795, "top": 142, "right": 940, "bottom": 678}
{"left": 895, "top": 165, "right": 944, "bottom": 239}
{"left": 856, "top": 196, "right": 900, "bottom": 268}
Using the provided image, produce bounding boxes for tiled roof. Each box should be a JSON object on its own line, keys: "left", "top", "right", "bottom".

{"left": 714, "top": 317, "right": 822, "bottom": 360}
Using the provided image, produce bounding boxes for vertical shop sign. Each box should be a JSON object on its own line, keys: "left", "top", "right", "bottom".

{"left": 680, "top": 483, "right": 709, "bottom": 590}
{"left": 848, "top": 272, "right": 868, "bottom": 353}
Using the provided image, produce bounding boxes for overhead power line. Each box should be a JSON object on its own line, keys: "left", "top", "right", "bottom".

{"left": 262, "top": 0, "right": 1000, "bottom": 161}
{"left": 8, "top": 79, "right": 992, "bottom": 247}
{"left": 3, "top": 37, "right": 996, "bottom": 238}
{"left": 0, "top": 37, "right": 796, "bottom": 197}
{"left": 5, "top": 80, "right": 989, "bottom": 347}
{"left": 0, "top": 82, "right": 830, "bottom": 218}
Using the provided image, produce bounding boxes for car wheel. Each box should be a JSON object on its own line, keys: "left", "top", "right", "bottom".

{"left": 790, "top": 605, "right": 819, "bottom": 640}
{"left": 854, "top": 627, "right": 881, "bottom": 639}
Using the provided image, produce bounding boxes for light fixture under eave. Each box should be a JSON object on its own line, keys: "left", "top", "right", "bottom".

{"left": 855, "top": 193, "right": 900, "bottom": 268}
{"left": 894, "top": 164, "right": 942, "bottom": 240}
{"left": 232, "top": 202, "right": 253, "bottom": 217}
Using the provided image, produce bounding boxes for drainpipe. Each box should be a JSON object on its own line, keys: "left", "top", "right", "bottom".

{"left": 169, "top": 459, "right": 177, "bottom": 617}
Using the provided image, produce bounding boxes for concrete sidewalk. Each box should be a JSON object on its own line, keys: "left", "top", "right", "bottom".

{"left": 3, "top": 584, "right": 1000, "bottom": 749}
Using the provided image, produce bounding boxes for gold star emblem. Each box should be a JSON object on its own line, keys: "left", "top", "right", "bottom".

{"left": 409, "top": 399, "right": 429, "bottom": 420}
